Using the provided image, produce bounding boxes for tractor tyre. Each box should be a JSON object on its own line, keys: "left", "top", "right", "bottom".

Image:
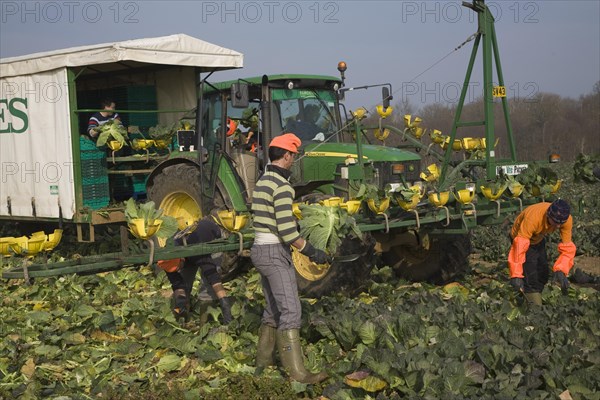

{"left": 147, "top": 164, "right": 204, "bottom": 229}
{"left": 294, "top": 236, "right": 375, "bottom": 298}
{"left": 384, "top": 234, "right": 472, "bottom": 284}
{"left": 147, "top": 164, "right": 245, "bottom": 282}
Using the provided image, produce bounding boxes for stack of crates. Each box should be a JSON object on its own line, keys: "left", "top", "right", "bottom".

{"left": 80, "top": 136, "right": 110, "bottom": 209}
{"left": 109, "top": 168, "right": 149, "bottom": 201}
{"left": 132, "top": 174, "right": 149, "bottom": 200}
{"left": 110, "top": 164, "right": 134, "bottom": 202}
{"left": 125, "top": 86, "right": 155, "bottom": 200}
{"left": 127, "top": 86, "right": 158, "bottom": 127}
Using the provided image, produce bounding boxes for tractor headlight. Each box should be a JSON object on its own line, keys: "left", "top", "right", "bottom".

{"left": 391, "top": 163, "right": 404, "bottom": 174}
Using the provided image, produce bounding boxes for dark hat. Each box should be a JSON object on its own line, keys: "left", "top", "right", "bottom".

{"left": 547, "top": 199, "right": 570, "bottom": 224}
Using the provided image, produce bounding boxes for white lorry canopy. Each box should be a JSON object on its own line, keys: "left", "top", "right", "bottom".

{"left": 0, "top": 33, "right": 243, "bottom": 78}
{"left": 0, "top": 34, "right": 242, "bottom": 221}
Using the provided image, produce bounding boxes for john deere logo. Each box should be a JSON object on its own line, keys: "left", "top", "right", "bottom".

{"left": 0, "top": 97, "right": 29, "bottom": 134}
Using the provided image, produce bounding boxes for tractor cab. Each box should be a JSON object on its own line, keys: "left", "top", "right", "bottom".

{"left": 199, "top": 75, "right": 347, "bottom": 202}
{"left": 271, "top": 87, "right": 341, "bottom": 146}
{"left": 199, "top": 74, "right": 421, "bottom": 208}
{"left": 200, "top": 75, "right": 343, "bottom": 151}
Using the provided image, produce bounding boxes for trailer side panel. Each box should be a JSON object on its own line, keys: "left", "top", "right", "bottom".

{"left": 0, "top": 68, "right": 75, "bottom": 219}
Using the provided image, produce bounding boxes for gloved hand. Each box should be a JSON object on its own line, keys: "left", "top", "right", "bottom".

{"left": 311, "top": 249, "right": 329, "bottom": 264}
{"left": 510, "top": 277, "right": 524, "bottom": 292}
{"left": 554, "top": 271, "right": 569, "bottom": 295}
{"left": 300, "top": 242, "right": 329, "bottom": 264}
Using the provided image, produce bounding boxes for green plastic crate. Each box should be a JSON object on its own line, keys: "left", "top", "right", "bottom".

{"left": 132, "top": 174, "right": 148, "bottom": 193}
{"left": 83, "top": 183, "right": 110, "bottom": 198}
{"left": 79, "top": 136, "right": 110, "bottom": 208}
{"left": 80, "top": 136, "right": 98, "bottom": 151}
{"left": 83, "top": 197, "right": 110, "bottom": 209}
{"left": 82, "top": 176, "right": 108, "bottom": 186}
{"left": 81, "top": 158, "right": 108, "bottom": 177}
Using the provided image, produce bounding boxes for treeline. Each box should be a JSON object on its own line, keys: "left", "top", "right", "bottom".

{"left": 361, "top": 82, "right": 600, "bottom": 162}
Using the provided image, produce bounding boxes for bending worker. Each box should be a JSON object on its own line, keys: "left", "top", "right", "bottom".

{"left": 508, "top": 199, "right": 576, "bottom": 305}
{"left": 251, "top": 133, "right": 329, "bottom": 384}
{"left": 158, "top": 217, "right": 233, "bottom": 324}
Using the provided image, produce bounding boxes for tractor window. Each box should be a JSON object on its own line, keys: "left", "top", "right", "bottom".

{"left": 273, "top": 89, "right": 339, "bottom": 147}
{"left": 201, "top": 93, "right": 223, "bottom": 151}
{"left": 225, "top": 100, "right": 261, "bottom": 152}
{"left": 225, "top": 101, "right": 261, "bottom": 135}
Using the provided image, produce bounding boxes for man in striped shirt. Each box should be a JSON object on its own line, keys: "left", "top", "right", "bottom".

{"left": 87, "top": 99, "right": 121, "bottom": 141}
{"left": 251, "top": 133, "right": 328, "bottom": 384}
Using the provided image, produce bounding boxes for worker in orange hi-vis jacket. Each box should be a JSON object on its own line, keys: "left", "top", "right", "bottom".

{"left": 507, "top": 199, "right": 576, "bottom": 305}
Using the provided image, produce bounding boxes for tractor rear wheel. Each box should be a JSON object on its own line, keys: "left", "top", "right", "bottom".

{"left": 146, "top": 164, "right": 245, "bottom": 282}
{"left": 384, "top": 234, "right": 472, "bottom": 284}
{"left": 147, "top": 164, "right": 204, "bottom": 230}
{"left": 293, "top": 237, "right": 375, "bottom": 298}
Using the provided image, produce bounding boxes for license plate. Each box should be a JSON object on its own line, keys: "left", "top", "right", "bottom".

{"left": 496, "top": 164, "right": 528, "bottom": 176}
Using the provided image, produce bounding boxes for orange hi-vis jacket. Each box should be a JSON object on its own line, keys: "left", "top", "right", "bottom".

{"left": 508, "top": 202, "right": 576, "bottom": 278}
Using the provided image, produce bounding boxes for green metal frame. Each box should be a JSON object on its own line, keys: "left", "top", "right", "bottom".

{"left": 1, "top": 190, "right": 543, "bottom": 279}
{"left": 68, "top": 68, "right": 84, "bottom": 221}
{"left": 216, "top": 156, "right": 250, "bottom": 212}
{"left": 441, "top": 0, "right": 517, "bottom": 184}
{"left": 66, "top": 62, "right": 200, "bottom": 225}
{"left": 1, "top": 235, "right": 253, "bottom": 279}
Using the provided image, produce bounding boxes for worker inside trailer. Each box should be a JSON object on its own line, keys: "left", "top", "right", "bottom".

{"left": 86, "top": 99, "right": 123, "bottom": 142}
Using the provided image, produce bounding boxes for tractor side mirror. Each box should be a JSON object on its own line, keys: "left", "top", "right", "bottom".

{"left": 231, "top": 83, "right": 249, "bottom": 108}
{"left": 382, "top": 87, "right": 392, "bottom": 111}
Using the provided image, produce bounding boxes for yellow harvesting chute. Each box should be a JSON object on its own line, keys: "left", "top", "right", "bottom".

{"left": 376, "top": 105, "right": 393, "bottom": 119}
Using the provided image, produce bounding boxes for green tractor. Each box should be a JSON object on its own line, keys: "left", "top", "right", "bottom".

{"left": 146, "top": 73, "right": 439, "bottom": 296}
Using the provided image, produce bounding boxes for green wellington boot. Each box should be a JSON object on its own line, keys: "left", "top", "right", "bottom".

{"left": 277, "top": 329, "right": 328, "bottom": 384}
{"left": 524, "top": 292, "right": 543, "bottom": 306}
{"left": 256, "top": 324, "right": 277, "bottom": 368}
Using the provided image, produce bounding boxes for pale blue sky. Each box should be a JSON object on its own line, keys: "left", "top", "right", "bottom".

{"left": 1, "top": 1, "right": 599, "bottom": 110}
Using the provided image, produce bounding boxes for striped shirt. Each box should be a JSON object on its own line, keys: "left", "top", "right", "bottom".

{"left": 252, "top": 165, "right": 300, "bottom": 245}
{"left": 87, "top": 112, "right": 121, "bottom": 137}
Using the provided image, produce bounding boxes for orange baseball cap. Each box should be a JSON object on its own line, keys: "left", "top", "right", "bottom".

{"left": 269, "top": 133, "right": 301, "bottom": 153}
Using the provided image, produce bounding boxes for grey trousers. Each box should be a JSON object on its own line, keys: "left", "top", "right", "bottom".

{"left": 250, "top": 243, "right": 302, "bottom": 330}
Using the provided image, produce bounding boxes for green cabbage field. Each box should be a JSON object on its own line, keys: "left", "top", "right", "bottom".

{"left": 1, "top": 161, "right": 599, "bottom": 400}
